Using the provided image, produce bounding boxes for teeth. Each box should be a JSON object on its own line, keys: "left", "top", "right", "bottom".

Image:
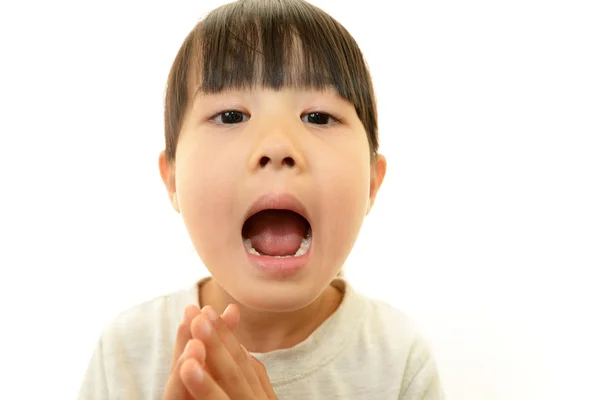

{"left": 244, "top": 229, "right": 312, "bottom": 258}
{"left": 244, "top": 238, "right": 261, "bottom": 256}
{"left": 293, "top": 234, "right": 311, "bottom": 257}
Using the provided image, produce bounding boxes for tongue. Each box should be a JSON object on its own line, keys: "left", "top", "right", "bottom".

{"left": 246, "top": 210, "right": 307, "bottom": 256}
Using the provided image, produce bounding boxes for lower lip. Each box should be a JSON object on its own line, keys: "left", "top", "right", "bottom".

{"left": 243, "top": 242, "right": 312, "bottom": 278}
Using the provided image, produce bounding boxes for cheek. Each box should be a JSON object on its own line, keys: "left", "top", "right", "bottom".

{"left": 313, "top": 143, "right": 371, "bottom": 266}
{"left": 174, "top": 138, "right": 243, "bottom": 256}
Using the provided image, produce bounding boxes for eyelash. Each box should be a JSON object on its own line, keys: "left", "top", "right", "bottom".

{"left": 209, "top": 110, "right": 341, "bottom": 126}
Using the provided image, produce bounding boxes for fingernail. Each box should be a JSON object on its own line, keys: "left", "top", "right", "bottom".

{"left": 222, "top": 304, "right": 232, "bottom": 317}
{"left": 183, "top": 341, "right": 191, "bottom": 356}
{"left": 241, "top": 344, "right": 249, "bottom": 355}
{"left": 192, "top": 363, "right": 204, "bottom": 383}
{"left": 199, "top": 319, "right": 212, "bottom": 338}
{"left": 204, "top": 305, "right": 219, "bottom": 322}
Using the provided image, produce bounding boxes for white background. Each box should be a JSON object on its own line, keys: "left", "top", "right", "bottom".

{"left": 1, "top": 1, "right": 599, "bottom": 399}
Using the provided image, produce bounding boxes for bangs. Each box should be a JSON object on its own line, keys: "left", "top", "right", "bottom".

{"left": 164, "top": 0, "right": 379, "bottom": 161}
{"left": 192, "top": 0, "right": 368, "bottom": 105}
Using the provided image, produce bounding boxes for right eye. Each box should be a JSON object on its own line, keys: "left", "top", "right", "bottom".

{"left": 211, "top": 110, "right": 249, "bottom": 125}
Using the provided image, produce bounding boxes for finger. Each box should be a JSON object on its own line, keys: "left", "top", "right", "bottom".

{"left": 191, "top": 308, "right": 254, "bottom": 398}
{"left": 180, "top": 358, "right": 230, "bottom": 400}
{"left": 164, "top": 339, "right": 206, "bottom": 400}
{"left": 221, "top": 304, "right": 240, "bottom": 332}
{"left": 206, "top": 306, "right": 263, "bottom": 396}
{"left": 171, "top": 305, "right": 202, "bottom": 372}
{"left": 250, "top": 356, "right": 278, "bottom": 399}
{"left": 181, "top": 339, "right": 207, "bottom": 365}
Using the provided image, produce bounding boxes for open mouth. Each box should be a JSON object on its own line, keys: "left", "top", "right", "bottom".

{"left": 242, "top": 209, "right": 312, "bottom": 258}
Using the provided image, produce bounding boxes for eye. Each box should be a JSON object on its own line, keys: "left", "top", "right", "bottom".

{"left": 212, "top": 110, "right": 249, "bottom": 124}
{"left": 301, "top": 112, "right": 338, "bottom": 125}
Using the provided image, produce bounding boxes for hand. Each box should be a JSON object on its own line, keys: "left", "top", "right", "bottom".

{"left": 182, "top": 305, "right": 278, "bottom": 399}
{"left": 163, "top": 304, "right": 277, "bottom": 400}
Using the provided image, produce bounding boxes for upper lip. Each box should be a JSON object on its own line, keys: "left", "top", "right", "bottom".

{"left": 244, "top": 193, "right": 310, "bottom": 223}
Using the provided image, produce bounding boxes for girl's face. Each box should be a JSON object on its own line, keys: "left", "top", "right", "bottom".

{"left": 160, "top": 87, "right": 385, "bottom": 312}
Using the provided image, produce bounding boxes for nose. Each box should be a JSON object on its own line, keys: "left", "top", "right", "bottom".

{"left": 248, "top": 130, "right": 306, "bottom": 172}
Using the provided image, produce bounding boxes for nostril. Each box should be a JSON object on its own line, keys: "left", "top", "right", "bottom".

{"left": 258, "top": 156, "right": 295, "bottom": 168}
{"left": 283, "top": 157, "right": 295, "bottom": 167}
{"left": 259, "top": 156, "right": 270, "bottom": 167}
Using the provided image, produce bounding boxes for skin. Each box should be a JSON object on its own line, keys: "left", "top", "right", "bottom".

{"left": 165, "top": 304, "right": 278, "bottom": 399}
{"left": 159, "top": 86, "right": 386, "bottom": 394}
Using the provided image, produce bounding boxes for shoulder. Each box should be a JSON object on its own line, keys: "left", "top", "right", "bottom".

{"left": 349, "top": 287, "right": 445, "bottom": 399}
{"left": 106, "top": 285, "right": 194, "bottom": 333}
{"left": 348, "top": 285, "right": 422, "bottom": 349}
{"left": 77, "top": 283, "right": 200, "bottom": 400}
{"left": 101, "top": 283, "right": 198, "bottom": 352}
{"left": 331, "top": 280, "right": 428, "bottom": 364}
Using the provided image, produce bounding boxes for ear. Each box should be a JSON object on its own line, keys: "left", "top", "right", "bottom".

{"left": 158, "top": 151, "right": 180, "bottom": 213}
{"left": 366, "top": 154, "right": 387, "bottom": 215}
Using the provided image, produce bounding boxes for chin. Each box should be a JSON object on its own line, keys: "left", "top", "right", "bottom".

{"left": 231, "top": 277, "right": 325, "bottom": 312}
{"left": 215, "top": 253, "right": 333, "bottom": 312}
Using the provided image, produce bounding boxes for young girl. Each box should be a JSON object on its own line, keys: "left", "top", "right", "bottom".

{"left": 78, "top": 0, "right": 444, "bottom": 398}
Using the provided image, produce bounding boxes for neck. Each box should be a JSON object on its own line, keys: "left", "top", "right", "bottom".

{"left": 199, "top": 278, "right": 343, "bottom": 353}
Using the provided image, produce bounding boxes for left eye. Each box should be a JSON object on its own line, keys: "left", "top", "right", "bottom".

{"left": 301, "top": 112, "right": 337, "bottom": 125}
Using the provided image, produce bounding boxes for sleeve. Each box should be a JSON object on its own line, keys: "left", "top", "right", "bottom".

{"left": 77, "top": 338, "right": 110, "bottom": 400}
{"left": 399, "top": 336, "right": 445, "bottom": 400}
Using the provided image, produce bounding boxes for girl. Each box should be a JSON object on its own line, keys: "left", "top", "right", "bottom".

{"left": 79, "top": 1, "right": 444, "bottom": 398}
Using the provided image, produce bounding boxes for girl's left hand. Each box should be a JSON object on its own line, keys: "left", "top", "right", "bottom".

{"left": 179, "top": 305, "right": 278, "bottom": 400}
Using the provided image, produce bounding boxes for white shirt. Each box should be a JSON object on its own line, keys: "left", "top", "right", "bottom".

{"left": 78, "top": 278, "right": 445, "bottom": 399}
